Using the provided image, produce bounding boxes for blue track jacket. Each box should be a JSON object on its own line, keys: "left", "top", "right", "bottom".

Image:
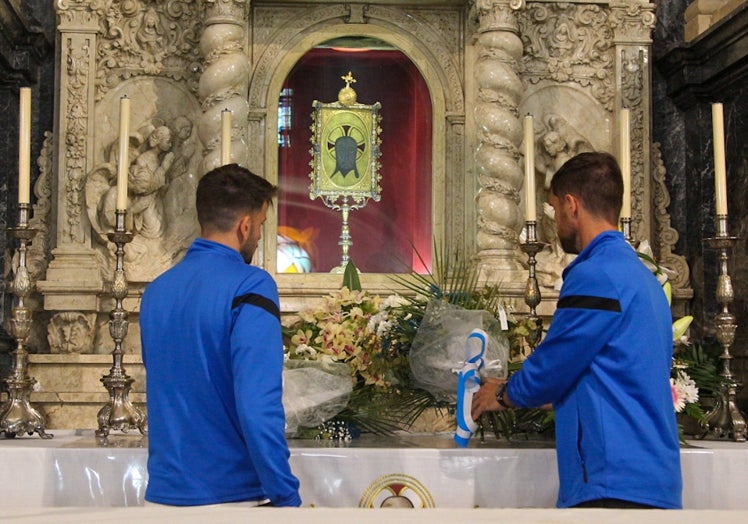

{"left": 141, "top": 238, "right": 301, "bottom": 506}
{"left": 507, "top": 231, "right": 682, "bottom": 508}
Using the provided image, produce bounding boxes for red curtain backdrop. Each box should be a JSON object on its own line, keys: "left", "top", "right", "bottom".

{"left": 278, "top": 47, "right": 432, "bottom": 273}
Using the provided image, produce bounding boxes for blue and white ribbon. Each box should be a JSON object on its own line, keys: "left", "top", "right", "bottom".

{"left": 454, "top": 329, "right": 487, "bottom": 447}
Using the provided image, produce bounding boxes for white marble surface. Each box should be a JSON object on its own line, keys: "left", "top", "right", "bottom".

{"left": 4, "top": 507, "right": 748, "bottom": 524}
{"left": 0, "top": 430, "right": 746, "bottom": 510}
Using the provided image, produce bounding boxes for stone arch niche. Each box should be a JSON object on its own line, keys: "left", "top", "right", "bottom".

{"left": 245, "top": 3, "right": 468, "bottom": 308}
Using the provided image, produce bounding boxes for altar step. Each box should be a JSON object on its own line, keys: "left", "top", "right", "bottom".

{"left": 19, "top": 354, "right": 146, "bottom": 430}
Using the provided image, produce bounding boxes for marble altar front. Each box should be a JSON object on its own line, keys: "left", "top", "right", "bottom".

{"left": 1, "top": 430, "right": 747, "bottom": 510}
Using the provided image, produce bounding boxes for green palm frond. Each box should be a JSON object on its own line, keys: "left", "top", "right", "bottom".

{"left": 337, "top": 386, "right": 438, "bottom": 434}
{"left": 675, "top": 343, "right": 722, "bottom": 395}
{"left": 481, "top": 408, "right": 555, "bottom": 441}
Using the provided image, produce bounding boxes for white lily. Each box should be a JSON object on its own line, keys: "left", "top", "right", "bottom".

{"left": 672, "top": 315, "right": 693, "bottom": 344}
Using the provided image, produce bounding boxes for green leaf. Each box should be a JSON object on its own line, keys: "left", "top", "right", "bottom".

{"left": 335, "top": 386, "right": 439, "bottom": 435}
{"left": 342, "top": 260, "right": 362, "bottom": 291}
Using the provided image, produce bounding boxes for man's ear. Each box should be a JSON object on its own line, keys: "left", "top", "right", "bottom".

{"left": 236, "top": 213, "right": 251, "bottom": 240}
{"left": 565, "top": 193, "right": 580, "bottom": 218}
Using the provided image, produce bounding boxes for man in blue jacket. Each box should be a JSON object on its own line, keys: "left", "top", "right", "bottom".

{"left": 141, "top": 164, "right": 301, "bottom": 507}
{"left": 472, "top": 152, "right": 682, "bottom": 509}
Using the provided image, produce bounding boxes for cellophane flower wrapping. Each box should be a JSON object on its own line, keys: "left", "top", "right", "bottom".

{"left": 282, "top": 359, "right": 353, "bottom": 435}
{"left": 408, "top": 299, "right": 509, "bottom": 402}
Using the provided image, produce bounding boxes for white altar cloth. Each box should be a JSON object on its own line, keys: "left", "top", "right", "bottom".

{"left": 4, "top": 507, "right": 748, "bottom": 524}
{"left": 1, "top": 430, "right": 747, "bottom": 510}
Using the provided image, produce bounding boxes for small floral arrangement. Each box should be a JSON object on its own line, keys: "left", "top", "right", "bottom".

{"left": 285, "top": 287, "right": 410, "bottom": 389}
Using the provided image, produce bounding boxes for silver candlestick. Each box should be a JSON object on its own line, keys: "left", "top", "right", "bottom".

{"left": 520, "top": 221, "right": 544, "bottom": 349}
{"left": 96, "top": 209, "right": 147, "bottom": 438}
{"left": 699, "top": 214, "right": 746, "bottom": 442}
{"left": 0, "top": 204, "right": 52, "bottom": 439}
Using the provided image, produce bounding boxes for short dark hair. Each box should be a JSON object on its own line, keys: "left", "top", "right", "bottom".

{"left": 550, "top": 152, "right": 623, "bottom": 225}
{"left": 196, "top": 164, "right": 278, "bottom": 232}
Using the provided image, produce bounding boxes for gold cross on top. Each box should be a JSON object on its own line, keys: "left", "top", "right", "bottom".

{"left": 341, "top": 71, "right": 357, "bottom": 88}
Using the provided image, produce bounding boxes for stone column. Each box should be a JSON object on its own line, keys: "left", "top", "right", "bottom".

{"left": 37, "top": 1, "right": 104, "bottom": 314}
{"left": 199, "top": 0, "right": 251, "bottom": 172}
{"left": 472, "top": 0, "right": 526, "bottom": 286}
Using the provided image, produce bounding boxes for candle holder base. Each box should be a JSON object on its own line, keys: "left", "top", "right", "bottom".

{"left": 699, "top": 383, "right": 747, "bottom": 442}
{"left": 0, "top": 376, "right": 53, "bottom": 439}
{"left": 95, "top": 373, "right": 147, "bottom": 439}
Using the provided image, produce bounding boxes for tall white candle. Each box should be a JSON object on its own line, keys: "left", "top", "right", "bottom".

{"left": 619, "top": 108, "right": 631, "bottom": 219}
{"left": 523, "top": 114, "right": 536, "bottom": 222}
{"left": 221, "top": 109, "right": 232, "bottom": 165}
{"left": 712, "top": 103, "right": 727, "bottom": 216}
{"left": 18, "top": 87, "right": 31, "bottom": 205}
{"left": 116, "top": 96, "right": 131, "bottom": 211}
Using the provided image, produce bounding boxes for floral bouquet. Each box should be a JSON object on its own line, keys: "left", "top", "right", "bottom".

{"left": 283, "top": 283, "right": 434, "bottom": 436}
{"left": 282, "top": 253, "right": 536, "bottom": 437}
{"left": 285, "top": 287, "right": 410, "bottom": 389}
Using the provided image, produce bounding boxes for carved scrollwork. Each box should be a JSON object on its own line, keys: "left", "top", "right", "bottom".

{"left": 204, "top": 0, "right": 247, "bottom": 19}
{"left": 473, "top": 0, "right": 525, "bottom": 33}
{"left": 94, "top": 0, "right": 204, "bottom": 100}
{"left": 25, "top": 132, "right": 55, "bottom": 282}
{"left": 56, "top": 0, "right": 100, "bottom": 27}
{"left": 250, "top": 4, "right": 464, "bottom": 114}
{"left": 651, "top": 143, "right": 691, "bottom": 293}
{"left": 63, "top": 36, "right": 91, "bottom": 243}
{"left": 609, "top": 2, "right": 657, "bottom": 42}
{"left": 519, "top": 3, "right": 615, "bottom": 111}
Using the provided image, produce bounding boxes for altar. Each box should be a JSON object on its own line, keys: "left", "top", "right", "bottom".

{"left": 1, "top": 431, "right": 747, "bottom": 510}
{"left": 1, "top": 5, "right": 748, "bottom": 522}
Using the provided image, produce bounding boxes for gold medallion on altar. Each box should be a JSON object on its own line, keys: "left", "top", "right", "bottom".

{"left": 309, "top": 72, "right": 382, "bottom": 272}
{"left": 358, "top": 473, "right": 436, "bottom": 508}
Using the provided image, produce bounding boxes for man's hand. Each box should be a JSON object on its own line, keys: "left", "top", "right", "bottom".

{"left": 470, "top": 377, "right": 507, "bottom": 421}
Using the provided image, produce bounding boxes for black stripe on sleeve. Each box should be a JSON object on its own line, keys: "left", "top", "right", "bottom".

{"left": 232, "top": 293, "right": 281, "bottom": 321}
{"left": 557, "top": 295, "right": 621, "bottom": 312}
